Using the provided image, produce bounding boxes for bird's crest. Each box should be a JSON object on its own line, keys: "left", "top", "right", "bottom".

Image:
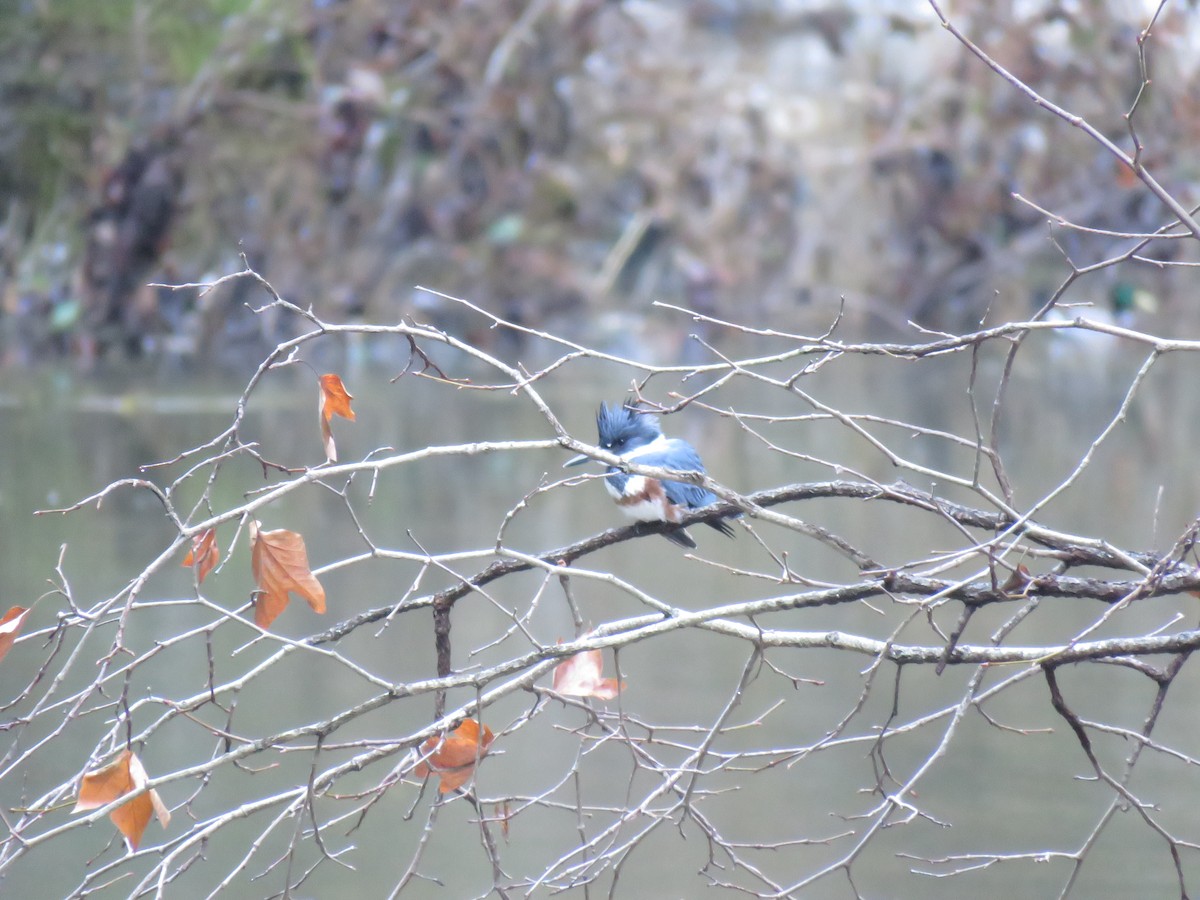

{"left": 596, "top": 401, "right": 660, "bottom": 448}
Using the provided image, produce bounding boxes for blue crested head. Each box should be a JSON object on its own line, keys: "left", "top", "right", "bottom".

{"left": 596, "top": 402, "right": 662, "bottom": 455}
{"left": 564, "top": 401, "right": 662, "bottom": 468}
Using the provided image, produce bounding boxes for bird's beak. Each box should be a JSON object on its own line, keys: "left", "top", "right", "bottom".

{"left": 563, "top": 453, "right": 590, "bottom": 468}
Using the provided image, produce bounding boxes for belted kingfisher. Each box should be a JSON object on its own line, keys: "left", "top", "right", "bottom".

{"left": 564, "top": 401, "right": 737, "bottom": 548}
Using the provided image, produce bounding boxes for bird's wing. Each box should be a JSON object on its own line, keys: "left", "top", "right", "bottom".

{"left": 632, "top": 441, "right": 720, "bottom": 510}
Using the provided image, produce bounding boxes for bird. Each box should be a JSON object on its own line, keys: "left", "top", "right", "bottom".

{"left": 564, "top": 401, "right": 737, "bottom": 548}
{"left": 1042, "top": 281, "right": 1158, "bottom": 365}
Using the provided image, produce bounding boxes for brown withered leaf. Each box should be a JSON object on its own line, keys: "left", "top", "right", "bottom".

{"left": 74, "top": 749, "right": 170, "bottom": 851}
{"left": 1001, "top": 564, "right": 1034, "bottom": 596}
{"left": 249, "top": 520, "right": 327, "bottom": 629}
{"left": 414, "top": 719, "right": 494, "bottom": 793}
{"left": 182, "top": 529, "right": 219, "bottom": 584}
{"left": 0, "top": 606, "right": 30, "bottom": 663}
{"left": 552, "top": 649, "right": 623, "bottom": 700}
{"left": 496, "top": 800, "right": 512, "bottom": 841}
{"left": 318, "top": 373, "right": 356, "bottom": 462}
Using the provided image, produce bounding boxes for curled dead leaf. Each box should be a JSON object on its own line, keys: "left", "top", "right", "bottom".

{"left": 1001, "top": 564, "right": 1034, "bottom": 596}
{"left": 496, "top": 800, "right": 511, "bottom": 840}
{"left": 0, "top": 606, "right": 31, "bottom": 664}
{"left": 74, "top": 749, "right": 170, "bottom": 851}
{"left": 318, "top": 373, "right": 356, "bottom": 462}
{"left": 553, "top": 648, "right": 623, "bottom": 700}
{"left": 182, "top": 528, "right": 219, "bottom": 584}
{"left": 249, "top": 520, "right": 326, "bottom": 629}
{"left": 414, "top": 719, "right": 495, "bottom": 793}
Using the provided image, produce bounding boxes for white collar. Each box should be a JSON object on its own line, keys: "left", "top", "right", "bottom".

{"left": 621, "top": 433, "right": 669, "bottom": 460}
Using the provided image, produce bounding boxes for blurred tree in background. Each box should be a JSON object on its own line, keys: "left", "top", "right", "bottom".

{"left": 1, "top": 0, "right": 1198, "bottom": 365}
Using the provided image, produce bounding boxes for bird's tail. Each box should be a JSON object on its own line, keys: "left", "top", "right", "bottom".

{"left": 708, "top": 517, "right": 737, "bottom": 538}
{"left": 662, "top": 527, "right": 698, "bottom": 549}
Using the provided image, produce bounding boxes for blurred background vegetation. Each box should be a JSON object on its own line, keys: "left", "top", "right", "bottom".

{"left": 2, "top": 0, "right": 1198, "bottom": 369}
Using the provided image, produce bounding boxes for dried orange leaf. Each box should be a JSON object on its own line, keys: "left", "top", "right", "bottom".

{"left": 319, "top": 373, "right": 356, "bottom": 423}
{"left": 318, "top": 373, "right": 355, "bottom": 462}
{"left": 74, "top": 749, "right": 170, "bottom": 851}
{"left": 1001, "top": 564, "right": 1033, "bottom": 596}
{"left": 74, "top": 750, "right": 135, "bottom": 812}
{"left": 496, "top": 800, "right": 511, "bottom": 841}
{"left": 553, "top": 649, "right": 623, "bottom": 700}
{"left": 182, "top": 529, "right": 219, "bottom": 584}
{"left": 0, "top": 606, "right": 31, "bottom": 663}
{"left": 414, "top": 719, "right": 495, "bottom": 793}
{"left": 249, "top": 520, "right": 326, "bottom": 629}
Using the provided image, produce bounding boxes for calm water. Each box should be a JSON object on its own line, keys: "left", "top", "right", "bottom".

{"left": 2, "top": 327, "right": 1199, "bottom": 898}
